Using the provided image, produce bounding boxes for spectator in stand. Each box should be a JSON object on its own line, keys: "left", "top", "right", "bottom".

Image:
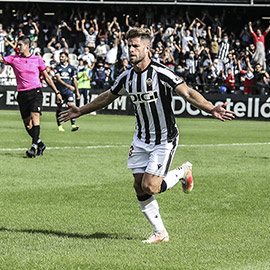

{"left": 76, "top": 60, "right": 92, "bottom": 107}
{"left": 78, "top": 45, "right": 96, "bottom": 70}
{"left": 31, "top": 41, "right": 41, "bottom": 56}
{"left": 107, "top": 16, "right": 121, "bottom": 45}
{"left": 161, "top": 46, "right": 175, "bottom": 71}
{"left": 196, "top": 45, "right": 212, "bottom": 91}
{"left": 19, "top": 17, "right": 39, "bottom": 36}
{"left": 180, "top": 22, "right": 194, "bottom": 52}
{"left": 185, "top": 50, "right": 198, "bottom": 88}
{"left": 238, "top": 56, "right": 254, "bottom": 95}
{"left": 224, "top": 53, "right": 237, "bottom": 77}
{"left": 231, "top": 38, "right": 244, "bottom": 59}
{"left": 253, "top": 62, "right": 269, "bottom": 95}
{"left": 152, "top": 23, "right": 165, "bottom": 49}
{"left": 218, "top": 33, "right": 230, "bottom": 65}
{"left": 56, "top": 20, "right": 72, "bottom": 42}
{"left": 208, "top": 26, "right": 221, "bottom": 61}
{"left": 240, "top": 24, "right": 252, "bottom": 48}
{"left": 209, "top": 58, "right": 224, "bottom": 88}
{"left": 94, "top": 36, "right": 110, "bottom": 62}
{"left": 175, "top": 63, "right": 188, "bottom": 80}
{"left": 117, "top": 57, "right": 130, "bottom": 75}
{"left": 151, "top": 47, "right": 163, "bottom": 63}
{"left": 92, "top": 61, "right": 109, "bottom": 90}
{"left": 5, "top": 26, "right": 15, "bottom": 56}
{"left": 225, "top": 67, "right": 235, "bottom": 94}
{"left": 0, "top": 23, "right": 7, "bottom": 58}
{"left": 105, "top": 33, "right": 119, "bottom": 80}
{"left": 248, "top": 21, "right": 270, "bottom": 68}
{"left": 47, "top": 36, "right": 69, "bottom": 64}
{"left": 28, "top": 24, "right": 39, "bottom": 43}
{"left": 77, "top": 17, "right": 98, "bottom": 52}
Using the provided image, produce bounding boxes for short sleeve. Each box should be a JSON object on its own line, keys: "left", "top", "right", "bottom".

{"left": 3, "top": 55, "right": 15, "bottom": 65}
{"left": 110, "top": 70, "right": 128, "bottom": 96}
{"left": 38, "top": 56, "right": 46, "bottom": 71}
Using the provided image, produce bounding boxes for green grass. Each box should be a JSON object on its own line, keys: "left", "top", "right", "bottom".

{"left": 0, "top": 110, "right": 270, "bottom": 270}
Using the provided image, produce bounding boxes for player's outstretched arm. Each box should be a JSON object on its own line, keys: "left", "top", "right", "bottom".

{"left": 175, "top": 83, "right": 235, "bottom": 121}
{"left": 59, "top": 89, "right": 118, "bottom": 122}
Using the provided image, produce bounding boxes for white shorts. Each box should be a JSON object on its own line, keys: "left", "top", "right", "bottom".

{"left": 127, "top": 134, "right": 179, "bottom": 177}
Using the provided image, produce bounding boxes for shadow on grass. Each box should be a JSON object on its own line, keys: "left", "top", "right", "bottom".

{"left": 241, "top": 155, "right": 270, "bottom": 160}
{"left": 0, "top": 227, "right": 137, "bottom": 240}
{"left": 0, "top": 152, "right": 25, "bottom": 158}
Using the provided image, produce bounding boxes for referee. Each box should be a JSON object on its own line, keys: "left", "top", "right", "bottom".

{"left": 0, "top": 36, "right": 62, "bottom": 158}
{"left": 59, "top": 28, "right": 235, "bottom": 243}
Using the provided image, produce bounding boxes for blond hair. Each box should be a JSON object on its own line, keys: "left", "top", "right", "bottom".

{"left": 125, "top": 27, "right": 152, "bottom": 42}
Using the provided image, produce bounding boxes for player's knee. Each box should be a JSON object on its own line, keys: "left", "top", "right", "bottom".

{"left": 141, "top": 182, "right": 159, "bottom": 195}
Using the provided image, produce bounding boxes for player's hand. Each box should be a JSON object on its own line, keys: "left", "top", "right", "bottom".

{"left": 210, "top": 102, "right": 235, "bottom": 121}
{"left": 59, "top": 105, "right": 81, "bottom": 122}
{"left": 76, "top": 93, "right": 81, "bottom": 100}
{"left": 56, "top": 93, "right": 63, "bottom": 104}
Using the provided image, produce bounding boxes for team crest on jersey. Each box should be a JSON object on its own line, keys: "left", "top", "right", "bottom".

{"left": 173, "top": 75, "right": 183, "bottom": 84}
{"left": 146, "top": 78, "right": 153, "bottom": 85}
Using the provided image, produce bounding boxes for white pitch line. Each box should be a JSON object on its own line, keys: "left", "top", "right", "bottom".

{"left": 0, "top": 142, "right": 270, "bottom": 152}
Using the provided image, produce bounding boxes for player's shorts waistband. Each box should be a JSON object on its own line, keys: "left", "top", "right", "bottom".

{"left": 17, "top": 88, "right": 42, "bottom": 94}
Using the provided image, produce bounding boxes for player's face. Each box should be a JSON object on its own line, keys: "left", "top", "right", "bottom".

{"left": 60, "top": 54, "right": 68, "bottom": 64}
{"left": 128, "top": 37, "right": 150, "bottom": 65}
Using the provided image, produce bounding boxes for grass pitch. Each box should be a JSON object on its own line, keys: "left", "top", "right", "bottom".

{"left": 0, "top": 110, "right": 270, "bottom": 270}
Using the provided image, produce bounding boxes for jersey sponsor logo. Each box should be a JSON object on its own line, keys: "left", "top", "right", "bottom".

{"left": 129, "top": 90, "right": 158, "bottom": 104}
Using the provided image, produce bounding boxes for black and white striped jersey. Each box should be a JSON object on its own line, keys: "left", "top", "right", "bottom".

{"left": 111, "top": 60, "right": 184, "bottom": 145}
{"left": 218, "top": 42, "right": 230, "bottom": 62}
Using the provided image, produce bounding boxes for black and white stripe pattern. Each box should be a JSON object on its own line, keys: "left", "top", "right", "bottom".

{"left": 111, "top": 61, "right": 183, "bottom": 145}
{"left": 0, "top": 33, "right": 6, "bottom": 53}
{"left": 218, "top": 42, "right": 230, "bottom": 62}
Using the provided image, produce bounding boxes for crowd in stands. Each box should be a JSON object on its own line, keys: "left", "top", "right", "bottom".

{"left": 0, "top": 3, "right": 270, "bottom": 95}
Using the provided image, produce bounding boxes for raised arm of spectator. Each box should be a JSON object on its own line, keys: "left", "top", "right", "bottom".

{"left": 125, "top": 15, "right": 131, "bottom": 29}
{"left": 180, "top": 22, "right": 186, "bottom": 38}
{"left": 208, "top": 26, "right": 212, "bottom": 40}
{"left": 47, "top": 37, "right": 57, "bottom": 51}
{"left": 248, "top": 21, "right": 254, "bottom": 34}
{"left": 5, "top": 37, "right": 16, "bottom": 49}
{"left": 218, "top": 26, "right": 222, "bottom": 42}
{"left": 264, "top": 24, "right": 270, "bottom": 35}
{"left": 173, "top": 40, "right": 181, "bottom": 53}
{"left": 196, "top": 17, "right": 206, "bottom": 29}
{"left": 92, "top": 18, "right": 99, "bottom": 32}
{"left": 32, "top": 21, "right": 39, "bottom": 34}
{"left": 76, "top": 20, "right": 82, "bottom": 31}
{"left": 108, "top": 19, "right": 114, "bottom": 34}
{"left": 188, "top": 18, "right": 196, "bottom": 31}
{"left": 245, "top": 57, "right": 254, "bottom": 72}
{"left": 63, "top": 21, "right": 72, "bottom": 32}
{"left": 61, "top": 38, "right": 69, "bottom": 50}
{"left": 81, "top": 19, "right": 86, "bottom": 31}
{"left": 195, "top": 22, "right": 201, "bottom": 38}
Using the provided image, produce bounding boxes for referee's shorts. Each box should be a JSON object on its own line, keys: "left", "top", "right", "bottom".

{"left": 17, "top": 88, "right": 43, "bottom": 119}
